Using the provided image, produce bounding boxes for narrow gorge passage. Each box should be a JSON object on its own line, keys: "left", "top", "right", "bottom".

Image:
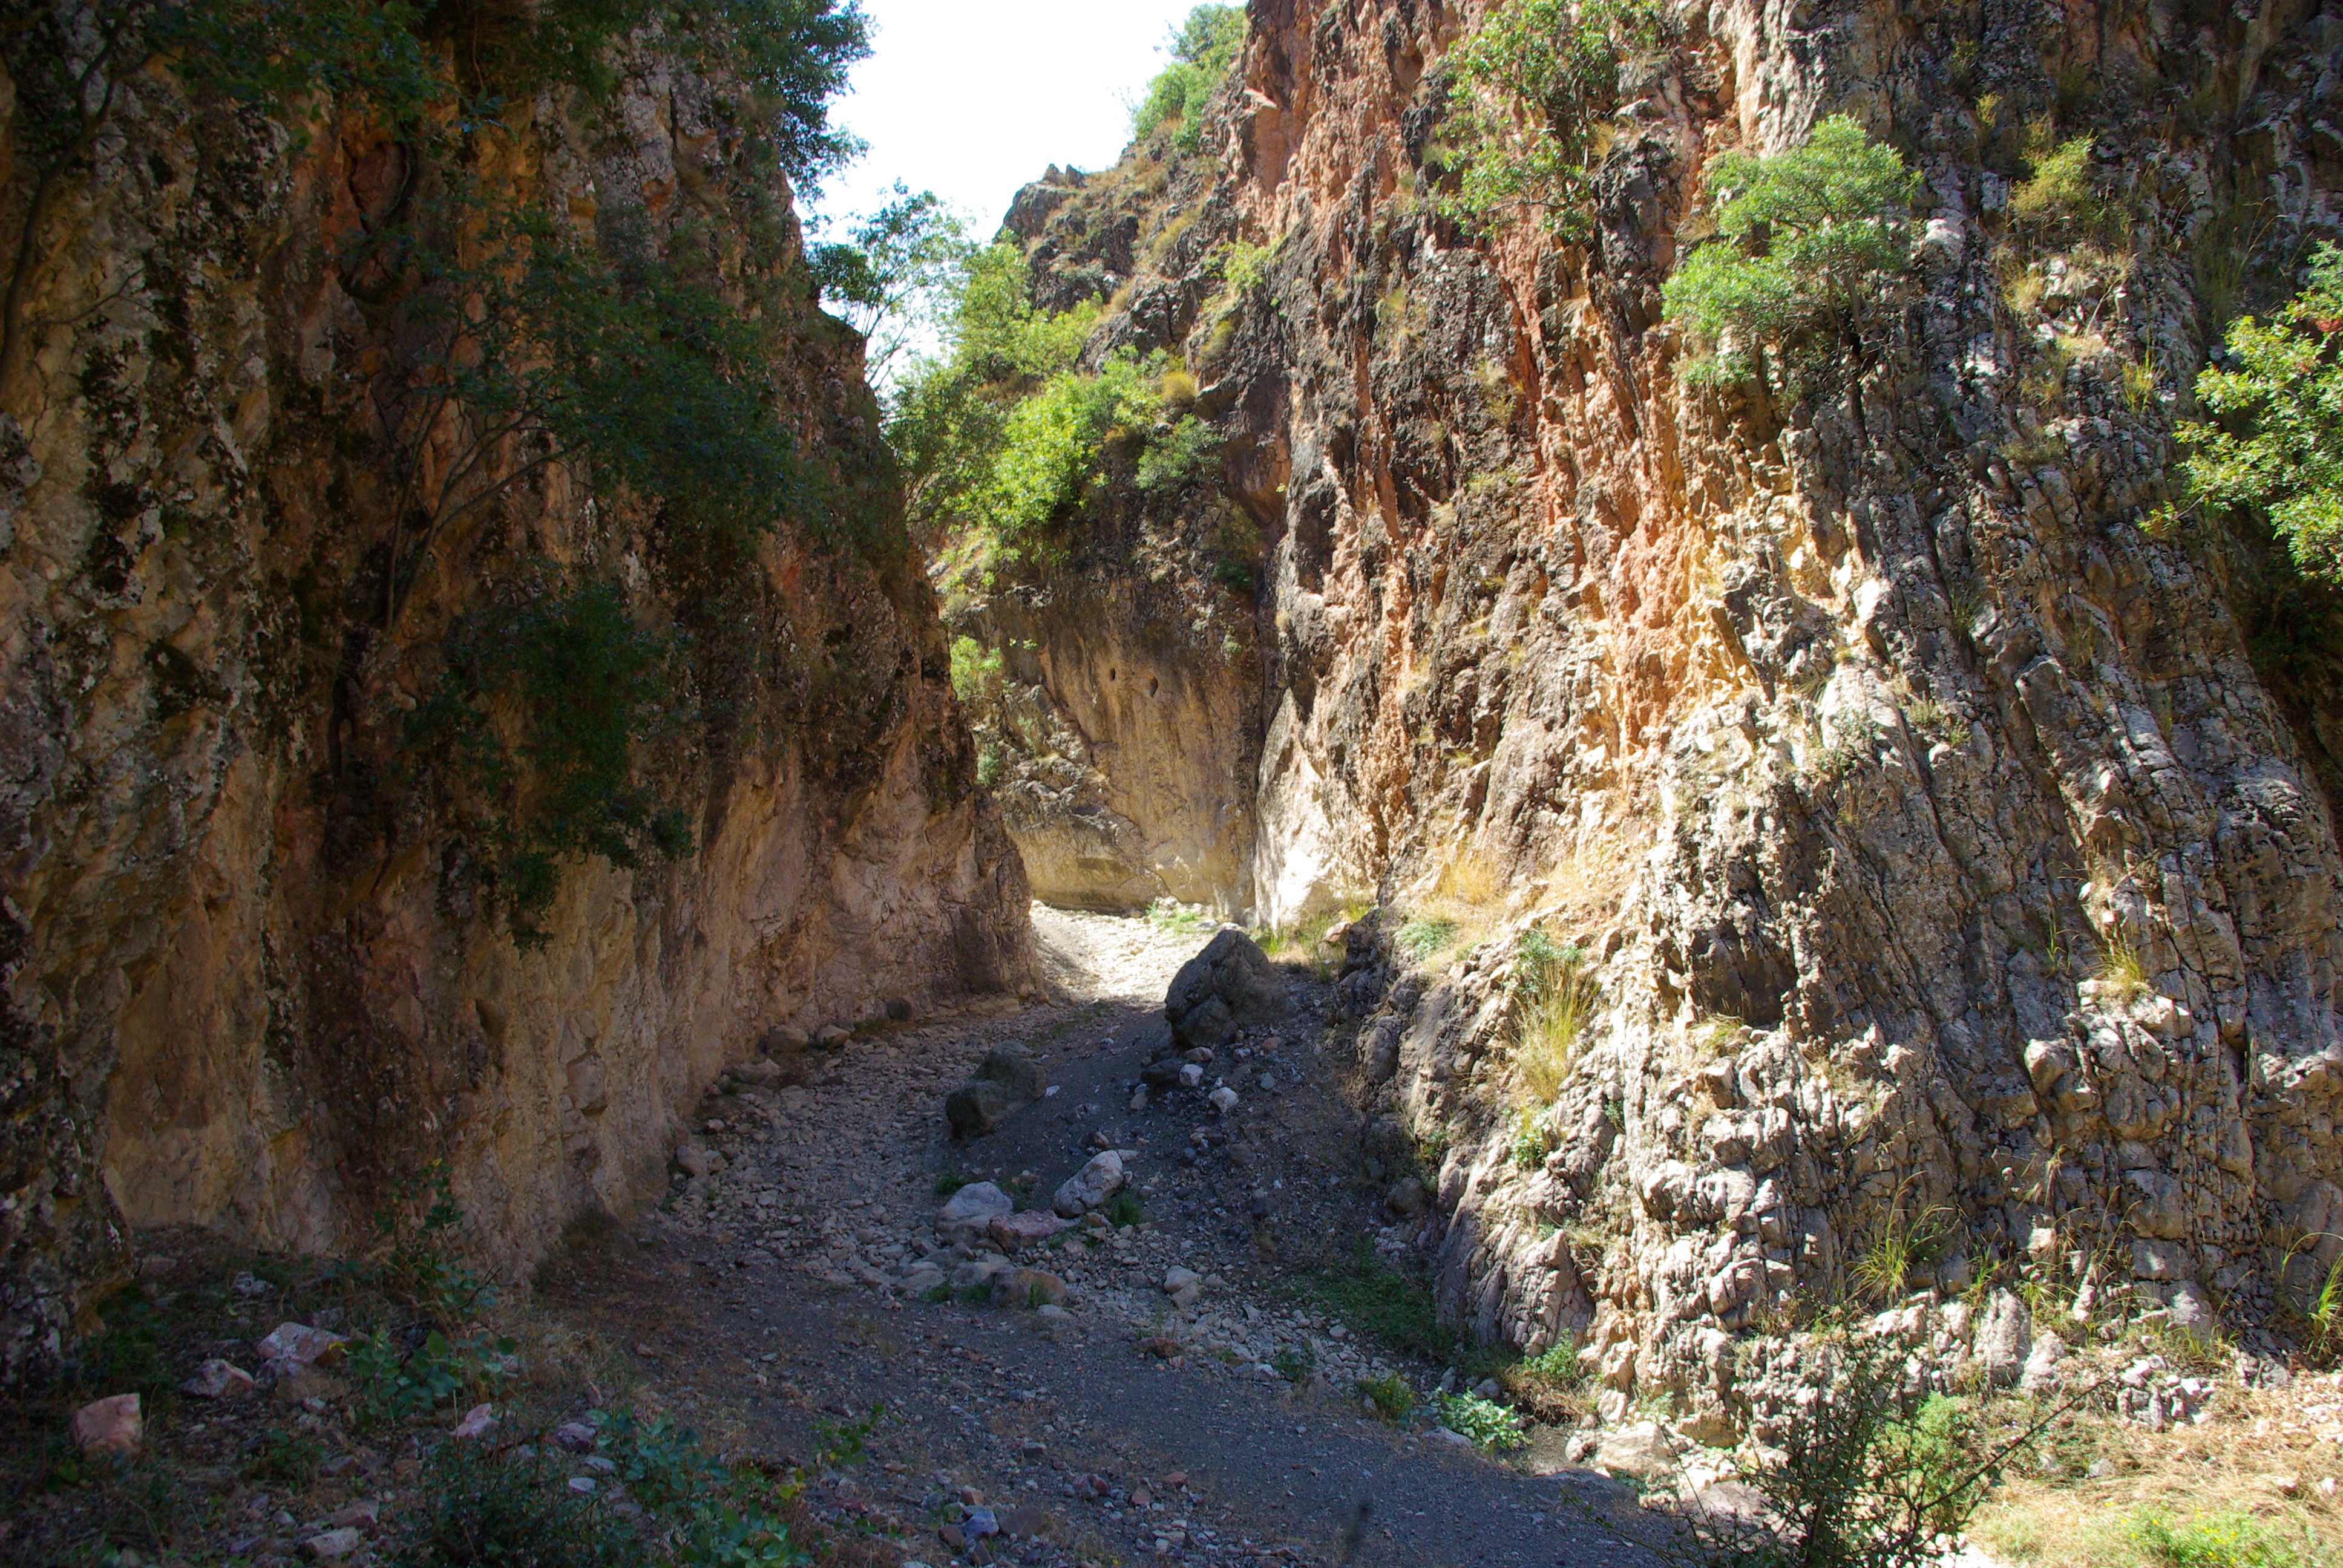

{"left": 537, "top": 907, "right": 1645, "bottom": 1568}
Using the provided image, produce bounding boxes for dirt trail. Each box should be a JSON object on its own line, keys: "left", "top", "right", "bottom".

{"left": 540, "top": 907, "right": 1643, "bottom": 1567}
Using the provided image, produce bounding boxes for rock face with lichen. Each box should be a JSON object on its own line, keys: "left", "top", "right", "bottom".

{"left": 0, "top": 18, "right": 1032, "bottom": 1382}
{"left": 959, "top": 0, "right": 2343, "bottom": 1436}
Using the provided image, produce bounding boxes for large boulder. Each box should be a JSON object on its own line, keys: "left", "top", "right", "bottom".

{"left": 945, "top": 1047, "right": 1046, "bottom": 1137}
{"left": 1165, "top": 928, "right": 1291, "bottom": 1048}
{"left": 1052, "top": 1151, "right": 1126, "bottom": 1217}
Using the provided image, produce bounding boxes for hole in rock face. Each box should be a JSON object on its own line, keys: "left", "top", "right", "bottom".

{"left": 1108, "top": 668, "right": 1117, "bottom": 681}
{"left": 1148, "top": 676, "right": 1160, "bottom": 697}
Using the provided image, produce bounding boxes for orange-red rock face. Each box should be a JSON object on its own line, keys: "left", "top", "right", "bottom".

{"left": 980, "top": 0, "right": 2343, "bottom": 1415}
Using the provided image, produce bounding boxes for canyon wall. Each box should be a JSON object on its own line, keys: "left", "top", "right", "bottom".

{"left": 0, "top": 16, "right": 1032, "bottom": 1383}
{"left": 964, "top": 0, "right": 2343, "bottom": 1433}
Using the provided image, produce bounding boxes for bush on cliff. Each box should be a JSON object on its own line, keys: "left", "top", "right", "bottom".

{"left": 2180, "top": 241, "right": 2343, "bottom": 586}
{"left": 1132, "top": 4, "right": 1247, "bottom": 154}
{"left": 1437, "top": 0, "right": 1665, "bottom": 241}
{"left": 1660, "top": 116, "right": 1922, "bottom": 391}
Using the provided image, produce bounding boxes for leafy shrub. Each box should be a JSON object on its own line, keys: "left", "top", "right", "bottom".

{"left": 1438, "top": 1390, "right": 1528, "bottom": 1451}
{"left": 1135, "top": 414, "right": 1225, "bottom": 493}
{"left": 1271, "top": 1344, "right": 1316, "bottom": 1382}
{"left": 245, "top": 1426, "right": 326, "bottom": 1487}
{"left": 948, "top": 636, "right": 1003, "bottom": 702}
{"left": 2180, "top": 242, "right": 2343, "bottom": 584}
{"left": 1357, "top": 1372, "right": 1416, "bottom": 1423}
{"left": 1660, "top": 116, "right": 1922, "bottom": 389}
{"left": 1438, "top": 0, "right": 1664, "bottom": 241}
{"left": 1662, "top": 1331, "right": 2046, "bottom": 1568}
{"left": 1506, "top": 1106, "right": 1554, "bottom": 1170}
{"left": 390, "top": 1443, "right": 634, "bottom": 1568}
{"left": 1132, "top": 5, "right": 1247, "bottom": 152}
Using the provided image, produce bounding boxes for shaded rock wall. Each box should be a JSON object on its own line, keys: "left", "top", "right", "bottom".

{"left": 977, "top": 0, "right": 2343, "bottom": 1429}
{"left": 0, "top": 22, "right": 1032, "bottom": 1381}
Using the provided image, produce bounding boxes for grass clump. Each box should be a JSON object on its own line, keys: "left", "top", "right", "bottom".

{"left": 933, "top": 1168, "right": 971, "bottom": 1198}
{"left": 1437, "top": 1391, "right": 1528, "bottom": 1451}
{"left": 1510, "top": 927, "right": 1596, "bottom": 1103}
{"left": 2130, "top": 1509, "right": 2324, "bottom": 1568}
{"left": 1437, "top": 0, "right": 1665, "bottom": 243}
{"left": 1103, "top": 1190, "right": 1145, "bottom": 1229}
{"left": 1301, "top": 1242, "right": 1456, "bottom": 1363}
{"left": 1395, "top": 915, "right": 1459, "bottom": 962}
{"left": 2092, "top": 927, "right": 2149, "bottom": 1002}
{"left": 2181, "top": 242, "right": 2343, "bottom": 585}
{"left": 1852, "top": 1204, "right": 1953, "bottom": 1304}
{"left": 2010, "top": 124, "right": 2112, "bottom": 243}
{"left": 1662, "top": 115, "right": 1922, "bottom": 392}
{"left": 1499, "top": 1336, "right": 1588, "bottom": 1423}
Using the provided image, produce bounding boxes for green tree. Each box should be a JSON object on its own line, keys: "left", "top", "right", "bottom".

{"left": 1660, "top": 116, "right": 1922, "bottom": 390}
{"left": 2180, "top": 242, "right": 2343, "bottom": 583}
{"left": 1438, "top": 0, "right": 1663, "bottom": 241}
{"left": 810, "top": 184, "right": 975, "bottom": 381}
{"left": 1132, "top": 4, "right": 1247, "bottom": 152}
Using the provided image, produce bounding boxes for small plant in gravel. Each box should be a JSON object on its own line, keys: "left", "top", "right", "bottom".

{"left": 1147, "top": 898, "right": 1216, "bottom": 936}
{"left": 1272, "top": 1344, "right": 1316, "bottom": 1383}
{"left": 390, "top": 1442, "right": 635, "bottom": 1568}
{"left": 1302, "top": 1242, "right": 1457, "bottom": 1364}
{"left": 1358, "top": 1373, "right": 1416, "bottom": 1424}
{"left": 933, "top": 1169, "right": 971, "bottom": 1198}
{"left": 1104, "top": 1190, "right": 1145, "bottom": 1229}
{"left": 1438, "top": 1391, "right": 1529, "bottom": 1451}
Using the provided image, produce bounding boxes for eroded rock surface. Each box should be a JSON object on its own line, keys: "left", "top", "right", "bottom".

{"left": 0, "top": 19, "right": 1032, "bottom": 1379}
{"left": 951, "top": 0, "right": 2343, "bottom": 1440}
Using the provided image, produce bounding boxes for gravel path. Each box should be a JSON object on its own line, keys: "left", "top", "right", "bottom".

{"left": 539, "top": 907, "right": 1650, "bottom": 1567}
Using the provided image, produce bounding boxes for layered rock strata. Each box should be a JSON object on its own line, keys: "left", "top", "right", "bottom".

{"left": 0, "top": 21, "right": 1032, "bottom": 1380}
{"left": 968, "top": 0, "right": 2343, "bottom": 1435}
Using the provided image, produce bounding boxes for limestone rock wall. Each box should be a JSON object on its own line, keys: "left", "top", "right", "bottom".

{"left": 980, "top": 0, "right": 2343, "bottom": 1428}
{"left": 0, "top": 21, "right": 1033, "bottom": 1382}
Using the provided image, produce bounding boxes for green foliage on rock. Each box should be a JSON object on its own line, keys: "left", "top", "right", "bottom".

{"left": 1133, "top": 5, "right": 1247, "bottom": 154}
{"left": 2180, "top": 243, "right": 2343, "bottom": 584}
{"left": 406, "top": 582, "right": 693, "bottom": 946}
{"left": 890, "top": 244, "right": 1212, "bottom": 580}
{"left": 1660, "top": 116, "right": 1922, "bottom": 389}
{"left": 1438, "top": 0, "right": 1663, "bottom": 241}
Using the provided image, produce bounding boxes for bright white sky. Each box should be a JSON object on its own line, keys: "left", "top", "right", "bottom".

{"left": 808, "top": 0, "right": 1208, "bottom": 239}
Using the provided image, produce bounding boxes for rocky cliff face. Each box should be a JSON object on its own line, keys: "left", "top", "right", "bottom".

{"left": 962, "top": 0, "right": 2343, "bottom": 1433}
{"left": 0, "top": 16, "right": 1032, "bottom": 1383}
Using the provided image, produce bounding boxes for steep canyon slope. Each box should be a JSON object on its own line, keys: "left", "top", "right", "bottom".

{"left": 0, "top": 6, "right": 1032, "bottom": 1384}
{"left": 948, "top": 0, "right": 2343, "bottom": 1433}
